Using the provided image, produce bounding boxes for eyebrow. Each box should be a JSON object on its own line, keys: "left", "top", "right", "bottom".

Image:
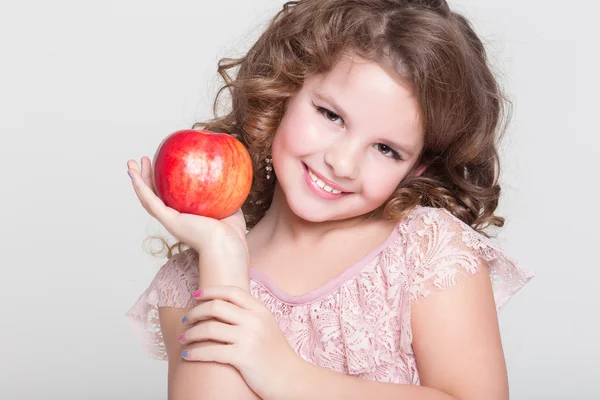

{"left": 312, "top": 90, "right": 417, "bottom": 158}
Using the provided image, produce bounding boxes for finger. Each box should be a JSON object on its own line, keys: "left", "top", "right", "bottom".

{"left": 180, "top": 320, "right": 240, "bottom": 345}
{"left": 141, "top": 156, "right": 156, "bottom": 193}
{"left": 128, "top": 159, "right": 150, "bottom": 195}
{"left": 128, "top": 160, "right": 181, "bottom": 226}
{"left": 127, "top": 163, "right": 155, "bottom": 215}
{"left": 127, "top": 160, "right": 146, "bottom": 209}
{"left": 127, "top": 159, "right": 139, "bottom": 170}
{"left": 181, "top": 341, "right": 237, "bottom": 365}
{"left": 184, "top": 299, "right": 246, "bottom": 326}
{"left": 193, "top": 286, "right": 263, "bottom": 312}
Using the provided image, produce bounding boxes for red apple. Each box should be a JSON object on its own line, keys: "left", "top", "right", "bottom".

{"left": 152, "top": 129, "right": 253, "bottom": 219}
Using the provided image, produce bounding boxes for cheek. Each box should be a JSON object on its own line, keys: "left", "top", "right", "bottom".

{"left": 362, "top": 166, "right": 407, "bottom": 201}
{"left": 273, "top": 104, "right": 324, "bottom": 158}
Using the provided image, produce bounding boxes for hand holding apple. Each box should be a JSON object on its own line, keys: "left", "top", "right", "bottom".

{"left": 126, "top": 129, "right": 252, "bottom": 265}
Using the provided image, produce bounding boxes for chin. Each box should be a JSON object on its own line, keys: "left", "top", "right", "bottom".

{"left": 284, "top": 192, "right": 371, "bottom": 223}
{"left": 289, "top": 203, "right": 341, "bottom": 223}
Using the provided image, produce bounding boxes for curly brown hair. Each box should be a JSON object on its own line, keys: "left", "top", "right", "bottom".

{"left": 147, "top": 0, "right": 511, "bottom": 258}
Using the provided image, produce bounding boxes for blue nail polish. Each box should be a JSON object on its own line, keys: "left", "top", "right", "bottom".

{"left": 182, "top": 316, "right": 187, "bottom": 323}
{"left": 127, "top": 171, "right": 132, "bottom": 179}
{"left": 182, "top": 350, "right": 189, "bottom": 358}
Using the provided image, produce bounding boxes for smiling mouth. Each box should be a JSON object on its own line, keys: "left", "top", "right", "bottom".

{"left": 303, "top": 163, "right": 349, "bottom": 195}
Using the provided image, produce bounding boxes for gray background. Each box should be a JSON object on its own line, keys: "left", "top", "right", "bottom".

{"left": 1, "top": 0, "right": 598, "bottom": 398}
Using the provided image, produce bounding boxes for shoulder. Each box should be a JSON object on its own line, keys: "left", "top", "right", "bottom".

{"left": 399, "top": 205, "right": 467, "bottom": 236}
{"left": 399, "top": 206, "right": 534, "bottom": 311}
{"left": 130, "top": 248, "right": 199, "bottom": 314}
{"left": 156, "top": 248, "right": 199, "bottom": 283}
{"left": 400, "top": 205, "right": 496, "bottom": 261}
{"left": 388, "top": 205, "right": 471, "bottom": 265}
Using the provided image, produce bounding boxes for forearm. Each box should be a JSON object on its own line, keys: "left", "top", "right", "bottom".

{"left": 198, "top": 251, "right": 250, "bottom": 291}
{"left": 285, "top": 360, "right": 457, "bottom": 400}
{"left": 169, "top": 251, "right": 258, "bottom": 400}
{"left": 169, "top": 360, "right": 259, "bottom": 400}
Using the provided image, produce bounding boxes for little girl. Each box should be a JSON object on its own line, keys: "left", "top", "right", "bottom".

{"left": 126, "top": 0, "right": 534, "bottom": 399}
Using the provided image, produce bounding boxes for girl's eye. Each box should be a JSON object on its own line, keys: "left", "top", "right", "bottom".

{"left": 374, "top": 143, "right": 403, "bottom": 160}
{"left": 315, "top": 104, "right": 344, "bottom": 127}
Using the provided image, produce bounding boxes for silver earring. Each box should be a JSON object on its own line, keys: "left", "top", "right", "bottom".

{"left": 265, "top": 157, "right": 273, "bottom": 180}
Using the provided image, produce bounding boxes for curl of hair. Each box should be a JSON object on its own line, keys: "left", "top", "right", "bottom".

{"left": 148, "top": 0, "right": 510, "bottom": 259}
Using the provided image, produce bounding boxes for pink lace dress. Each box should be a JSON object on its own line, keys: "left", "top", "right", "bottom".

{"left": 126, "top": 206, "right": 534, "bottom": 384}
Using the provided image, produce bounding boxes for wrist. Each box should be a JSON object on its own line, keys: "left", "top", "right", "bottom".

{"left": 197, "top": 256, "right": 249, "bottom": 290}
{"left": 199, "top": 236, "right": 248, "bottom": 265}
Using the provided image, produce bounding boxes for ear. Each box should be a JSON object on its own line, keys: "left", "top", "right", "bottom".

{"left": 414, "top": 164, "right": 428, "bottom": 177}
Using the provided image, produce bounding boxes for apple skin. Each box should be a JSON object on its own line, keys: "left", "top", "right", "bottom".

{"left": 152, "top": 129, "right": 253, "bottom": 220}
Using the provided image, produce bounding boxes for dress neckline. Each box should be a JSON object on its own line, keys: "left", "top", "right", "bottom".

{"left": 248, "top": 222, "right": 401, "bottom": 306}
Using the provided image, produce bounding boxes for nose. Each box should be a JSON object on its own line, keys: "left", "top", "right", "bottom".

{"left": 323, "top": 138, "right": 361, "bottom": 180}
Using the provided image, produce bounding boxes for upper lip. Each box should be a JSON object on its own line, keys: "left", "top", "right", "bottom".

{"left": 305, "top": 164, "right": 350, "bottom": 193}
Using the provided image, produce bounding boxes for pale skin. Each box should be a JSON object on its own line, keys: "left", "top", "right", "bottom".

{"left": 127, "top": 55, "right": 509, "bottom": 399}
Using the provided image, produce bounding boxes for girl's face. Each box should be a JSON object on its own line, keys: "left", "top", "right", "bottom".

{"left": 271, "top": 55, "right": 425, "bottom": 222}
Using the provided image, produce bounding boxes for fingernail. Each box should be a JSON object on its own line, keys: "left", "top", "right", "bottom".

{"left": 182, "top": 316, "right": 187, "bottom": 323}
{"left": 127, "top": 171, "right": 132, "bottom": 179}
{"left": 192, "top": 290, "right": 202, "bottom": 298}
{"left": 182, "top": 350, "right": 189, "bottom": 358}
{"left": 178, "top": 333, "right": 185, "bottom": 342}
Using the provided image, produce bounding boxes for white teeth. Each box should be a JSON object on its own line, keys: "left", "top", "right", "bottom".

{"left": 308, "top": 170, "right": 342, "bottom": 194}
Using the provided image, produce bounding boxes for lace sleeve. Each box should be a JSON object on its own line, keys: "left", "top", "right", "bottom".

{"left": 406, "top": 208, "right": 534, "bottom": 311}
{"left": 125, "top": 249, "right": 199, "bottom": 360}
